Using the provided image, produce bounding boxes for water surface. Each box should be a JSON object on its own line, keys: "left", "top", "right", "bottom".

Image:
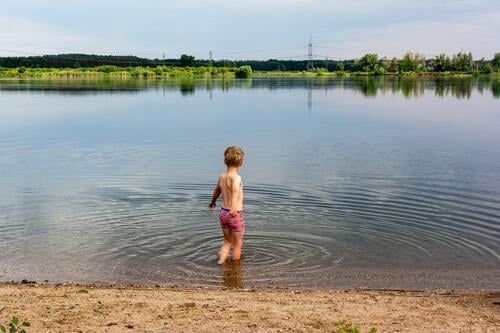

{"left": 0, "top": 76, "right": 499, "bottom": 290}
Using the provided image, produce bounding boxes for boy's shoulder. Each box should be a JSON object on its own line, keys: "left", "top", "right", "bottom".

{"left": 218, "top": 171, "right": 242, "bottom": 182}
{"left": 230, "top": 173, "right": 242, "bottom": 186}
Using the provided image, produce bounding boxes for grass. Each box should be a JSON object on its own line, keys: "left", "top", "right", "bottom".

{"left": 0, "top": 66, "right": 237, "bottom": 79}
{"left": 1, "top": 66, "right": 498, "bottom": 79}
{"left": 0, "top": 316, "right": 30, "bottom": 333}
{"left": 335, "top": 320, "right": 377, "bottom": 333}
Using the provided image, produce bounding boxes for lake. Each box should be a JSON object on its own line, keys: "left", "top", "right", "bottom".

{"left": 0, "top": 76, "right": 499, "bottom": 290}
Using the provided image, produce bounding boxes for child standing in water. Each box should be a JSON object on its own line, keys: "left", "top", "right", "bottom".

{"left": 208, "top": 146, "right": 245, "bottom": 264}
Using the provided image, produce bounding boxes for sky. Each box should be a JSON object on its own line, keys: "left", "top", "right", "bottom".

{"left": 0, "top": 0, "right": 499, "bottom": 60}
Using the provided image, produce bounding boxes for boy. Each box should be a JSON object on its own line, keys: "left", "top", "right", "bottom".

{"left": 208, "top": 146, "right": 245, "bottom": 264}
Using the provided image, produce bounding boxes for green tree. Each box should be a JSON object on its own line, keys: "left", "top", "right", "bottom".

{"left": 399, "top": 52, "right": 426, "bottom": 72}
{"left": 450, "top": 52, "right": 473, "bottom": 71}
{"left": 354, "top": 53, "right": 379, "bottom": 72}
{"left": 234, "top": 65, "right": 252, "bottom": 78}
{"left": 492, "top": 53, "right": 500, "bottom": 69}
{"left": 380, "top": 57, "right": 391, "bottom": 71}
{"left": 482, "top": 64, "right": 493, "bottom": 74}
{"left": 388, "top": 57, "right": 399, "bottom": 72}
{"left": 433, "top": 54, "right": 451, "bottom": 72}
{"left": 180, "top": 54, "right": 195, "bottom": 67}
{"left": 336, "top": 62, "right": 344, "bottom": 71}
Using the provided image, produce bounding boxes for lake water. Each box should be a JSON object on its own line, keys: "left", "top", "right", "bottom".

{"left": 0, "top": 76, "right": 499, "bottom": 290}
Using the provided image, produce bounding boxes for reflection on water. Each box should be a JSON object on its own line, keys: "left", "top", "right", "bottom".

{"left": 0, "top": 77, "right": 499, "bottom": 290}
{"left": 180, "top": 78, "right": 195, "bottom": 95}
{"left": 223, "top": 261, "right": 244, "bottom": 289}
{"left": 0, "top": 76, "right": 498, "bottom": 99}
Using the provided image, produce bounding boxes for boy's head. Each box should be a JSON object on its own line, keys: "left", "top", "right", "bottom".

{"left": 224, "top": 146, "right": 245, "bottom": 167}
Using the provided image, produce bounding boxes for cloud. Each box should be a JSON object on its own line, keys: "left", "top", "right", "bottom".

{"left": 0, "top": 15, "right": 140, "bottom": 57}
{"left": 321, "top": 11, "right": 500, "bottom": 59}
{"left": 0, "top": 0, "right": 498, "bottom": 59}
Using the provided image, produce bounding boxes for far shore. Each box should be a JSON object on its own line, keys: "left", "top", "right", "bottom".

{"left": 1, "top": 282, "right": 498, "bottom": 332}
{"left": 1, "top": 67, "right": 500, "bottom": 80}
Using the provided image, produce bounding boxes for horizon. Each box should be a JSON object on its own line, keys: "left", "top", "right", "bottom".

{"left": 0, "top": 0, "right": 499, "bottom": 61}
{"left": 0, "top": 51, "right": 495, "bottom": 62}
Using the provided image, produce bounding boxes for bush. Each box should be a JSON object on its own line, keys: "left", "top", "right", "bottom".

{"left": 482, "top": 64, "right": 493, "bottom": 74}
{"left": 209, "top": 67, "right": 219, "bottom": 75}
{"left": 314, "top": 67, "right": 328, "bottom": 76}
{"left": 129, "top": 68, "right": 142, "bottom": 77}
{"left": 153, "top": 66, "right": 163, "bottom": 76}
{"left": 374, "top": 67, "right": 386, "bottom": 75}
{"left": 234, "top": 65, "right": 252, "bottom": 78}
{"left": 96, "top": 65, "right": 118, "bottom": 73}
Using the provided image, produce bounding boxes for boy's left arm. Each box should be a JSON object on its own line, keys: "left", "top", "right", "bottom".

{"left": 208, "top": 182, "right": 221, "bottom": 209}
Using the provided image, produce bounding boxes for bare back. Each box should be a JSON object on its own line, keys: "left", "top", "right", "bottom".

{"left": 218, "top": 171, "right": 243, "bottom": 211}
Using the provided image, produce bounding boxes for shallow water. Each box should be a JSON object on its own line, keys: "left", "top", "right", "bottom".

{"left": 0, "top": 77, "right": 499, "bottom": 290}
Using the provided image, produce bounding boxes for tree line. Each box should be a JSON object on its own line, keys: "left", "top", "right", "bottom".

{"left": 347, "top": 52, "right": 499, "bottom": 74}
{"left": 1, "top": 52, "right": 499, "bottom": 73}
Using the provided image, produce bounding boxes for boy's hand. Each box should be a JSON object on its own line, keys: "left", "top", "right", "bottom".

{"left": 208, "top": 202, "right": 216, "bottom": 210}
{"left": 229, "top": 209, "right": 237, "bottom": 217}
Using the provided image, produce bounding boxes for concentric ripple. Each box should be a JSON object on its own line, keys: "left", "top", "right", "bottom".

{"left": 1, "top": 79, "right": 500, "bottom": 290}
{"left": 1, "top": 174, "right": 499, "bottom": 289}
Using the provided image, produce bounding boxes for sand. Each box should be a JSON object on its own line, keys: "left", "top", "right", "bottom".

{"left": 0, "top": 284, "right": 498, "bottom": 332}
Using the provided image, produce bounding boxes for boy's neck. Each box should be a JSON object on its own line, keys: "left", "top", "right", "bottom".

{"left": 226, "top": 166, "right": 239, "bottom": 173}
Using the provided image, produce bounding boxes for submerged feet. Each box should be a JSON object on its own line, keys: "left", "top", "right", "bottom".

{"left": 217, "top": 250, "right": 230, "bottom": 264}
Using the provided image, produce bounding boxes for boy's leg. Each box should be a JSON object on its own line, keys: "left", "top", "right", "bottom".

{"left": 220, "top": 227, "right": 232, "bottom": 252}
{"left": 231, "top": 230, "right": 244, "bottom": 260}
{"left": 218, "top": 227, "right": 232, "bottom": 264}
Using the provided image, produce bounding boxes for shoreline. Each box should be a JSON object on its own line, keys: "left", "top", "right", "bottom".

{"left": 1, "top": 71, "right": 499, "bottom": 80}
{"left": 1, "top": 283, "right": 498, "bottom": 332}
{"left": 2, "top": 265, "right": 499, "bottom": 292}
{"left": 2, "top": 279, "right": 500, "bottom": 293}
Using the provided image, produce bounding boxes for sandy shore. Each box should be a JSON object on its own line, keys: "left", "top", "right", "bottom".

{"left": 0, "top": 284, "right": 498, "bottom": 332}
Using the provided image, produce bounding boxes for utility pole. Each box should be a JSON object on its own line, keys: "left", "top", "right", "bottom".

{"left": 325, "top": 55, "right": 328, "bottom": 70}
{"left": 307, "top": 35, "right": 314, "bottom": 71}
{"left": 209, "top": 50, "right": 213, "bottom": 67}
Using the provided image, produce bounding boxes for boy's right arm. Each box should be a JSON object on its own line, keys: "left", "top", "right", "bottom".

{"left": 208, "top": 180, "right": 221, "bottom": 209}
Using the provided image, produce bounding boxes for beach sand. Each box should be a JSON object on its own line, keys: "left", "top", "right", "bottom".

{"left": 1, "top": 284, "right": 498, "bottom": 332}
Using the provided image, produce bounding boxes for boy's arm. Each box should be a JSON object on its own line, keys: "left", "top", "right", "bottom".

{"left": 208, "top": 181, "right": 221, "bottom": 209}
{"left": 229, "top": 175, "right": 241, "bottom": 216}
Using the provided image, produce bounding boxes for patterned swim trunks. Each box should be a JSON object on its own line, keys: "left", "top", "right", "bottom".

{"left": 219, "top": 207, "right": 245, "bottom": 232}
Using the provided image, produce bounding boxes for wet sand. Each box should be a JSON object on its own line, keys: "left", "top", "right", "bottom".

{"left": 1, "top": 284, "right": 498, "bottom": 332}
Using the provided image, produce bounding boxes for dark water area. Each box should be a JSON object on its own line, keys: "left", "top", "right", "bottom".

{"left": 0, "top": 76, "right": 499, "bottom": 290}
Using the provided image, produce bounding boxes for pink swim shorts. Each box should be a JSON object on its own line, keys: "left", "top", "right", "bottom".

{"left": 219, "top": 207, "right": 245, "bottom": 232}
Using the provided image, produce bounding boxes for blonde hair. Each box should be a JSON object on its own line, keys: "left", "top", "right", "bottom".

{"left": 224, "top": 146, "right": 245, "bottom": 167}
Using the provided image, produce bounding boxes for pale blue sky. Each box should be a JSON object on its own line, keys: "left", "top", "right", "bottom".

{"left": 1, "top": 0, "right": 499, "bottom": 60}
